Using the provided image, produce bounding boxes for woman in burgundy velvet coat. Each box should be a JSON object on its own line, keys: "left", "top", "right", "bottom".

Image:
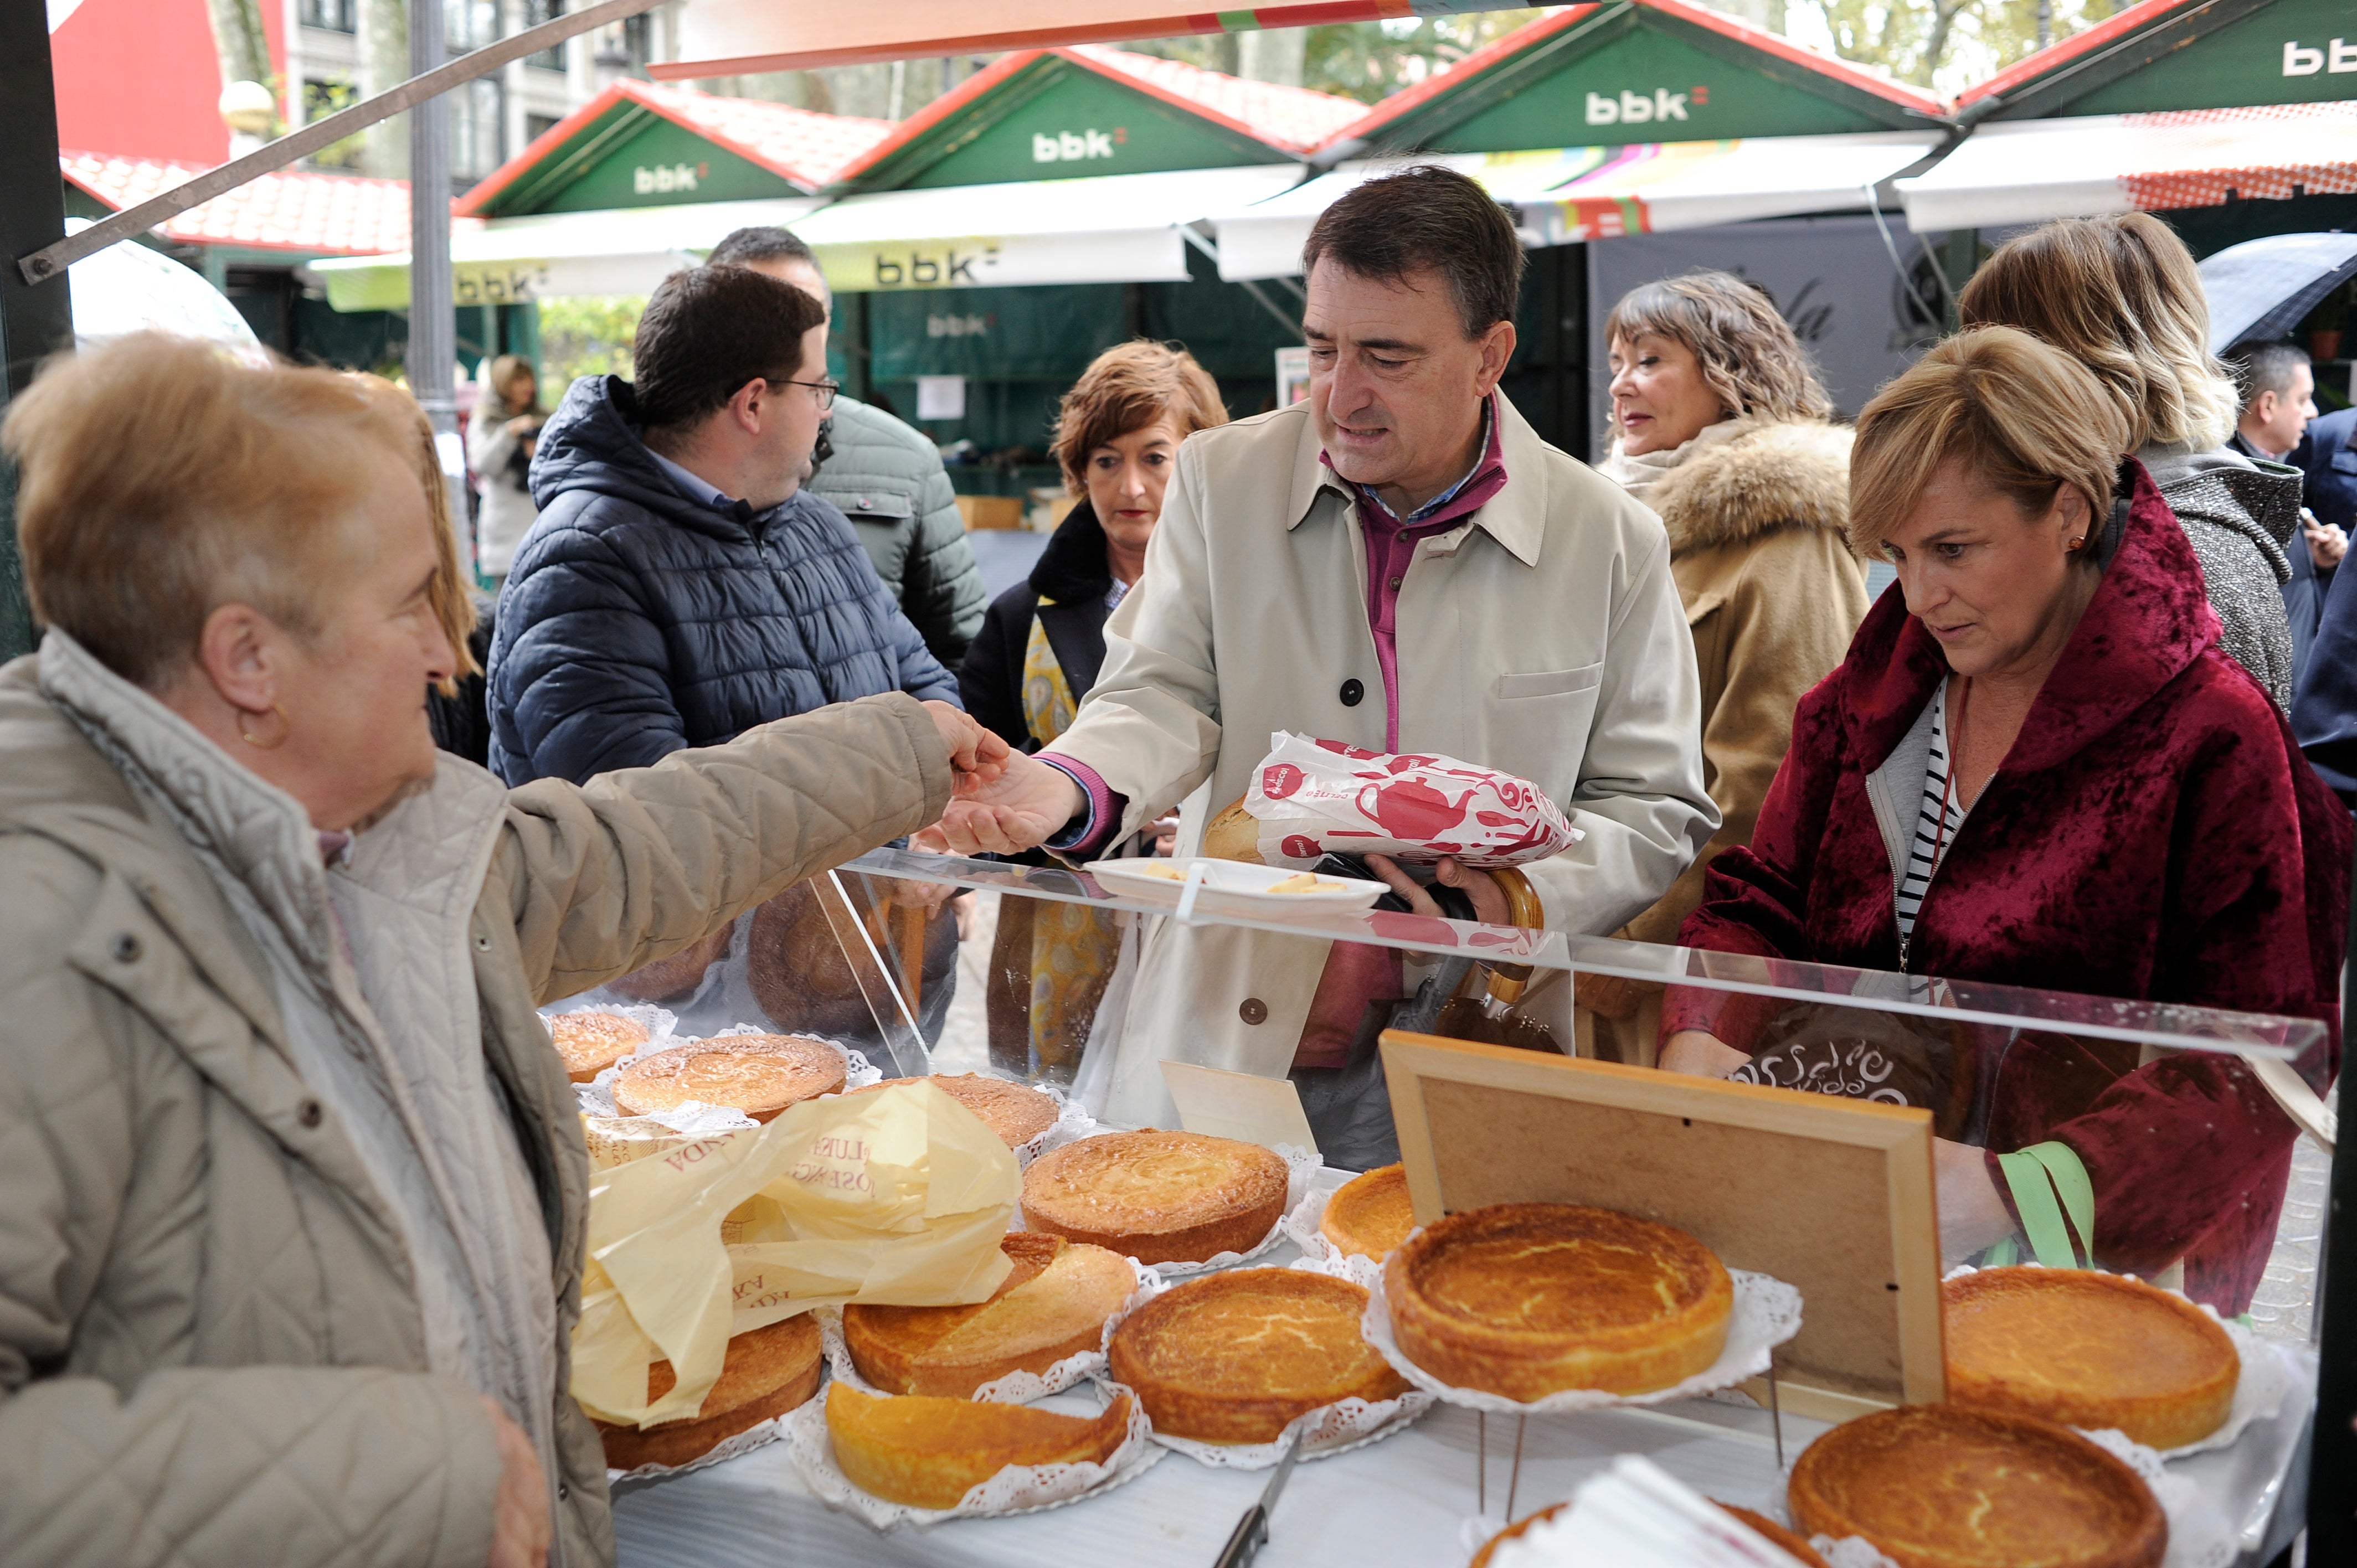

{"left": 1660, "top": 328, "right": 2348, "bottom": 1316}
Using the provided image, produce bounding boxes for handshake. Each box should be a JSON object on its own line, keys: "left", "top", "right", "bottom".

{"left": 917, "top": 702, "right": 1088, "bottom": 855}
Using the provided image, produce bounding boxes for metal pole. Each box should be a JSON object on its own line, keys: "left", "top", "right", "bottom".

{"left": 408, "top": 0, "right": 465, "bottom": 560}
{"left": 0, "top": 1, "right": 76, "bottom": 661}
{"left": 2307, "top": 832, "right": 2357, "bottom": 1560}
{"left": 14, "top": 0, "right": 662, "bottom": 287}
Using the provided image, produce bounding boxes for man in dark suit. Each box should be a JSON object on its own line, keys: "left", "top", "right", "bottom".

{"left": 2304, "top": 402, "right": 2357, "bottom": 539}
{"left": 2225, "top": 339, "right": 2344, "bottom": 679}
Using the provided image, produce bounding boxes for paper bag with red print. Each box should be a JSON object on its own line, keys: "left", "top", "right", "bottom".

{"left": 1241, "top": 731, "right": 1581, "bottom": 868}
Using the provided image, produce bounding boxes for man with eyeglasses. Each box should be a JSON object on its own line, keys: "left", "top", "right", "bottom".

{"left": 708, "top": 225, "right": 989, "bottom": 667}
{"left": 487, "top": 262, "right": 960, "bottom": 790}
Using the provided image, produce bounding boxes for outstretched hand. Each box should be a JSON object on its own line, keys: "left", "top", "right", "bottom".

{"left": 916, "top": 750, "right": 1086, "bottom": 857}
{"left": 920, "top": 701, "right": 1010, "bottom": 789}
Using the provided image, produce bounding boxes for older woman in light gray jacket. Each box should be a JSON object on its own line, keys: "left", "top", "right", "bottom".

{"left": 0, "top": 334, "right": 998, "bottom": 1568}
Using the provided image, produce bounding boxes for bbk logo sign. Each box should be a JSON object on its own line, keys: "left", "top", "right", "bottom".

{"left": 633, "top": 162, "right": 707, "bottom": 194}
{"left": 2282, "top": 37, "right": 2357, "bottom": 74}
{"left": 1586, "top": 86, "right": 1708, "bottom": 125}
{"left": 869, "top": 247, "right": 999, "bottom": 287}
{"left": 1032, "top": 127, "right": 1128, "bottom": 163}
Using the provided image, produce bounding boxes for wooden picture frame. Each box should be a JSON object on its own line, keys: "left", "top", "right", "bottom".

{"left": 1381, "top": 1029, "right": 1944, "bottom": 1419}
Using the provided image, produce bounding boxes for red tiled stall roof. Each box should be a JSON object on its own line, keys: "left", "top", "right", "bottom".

{"left": 61, "top": 150, "right": 418, "bottom": 256}
{"left": 599, "top": 81, "right": 896, "bottom": 185}
{"left": 1953, "top": 0, "right": 2186, "bottom": 110}
{"left": 831, "top": 44, "right": 1368, "bottom": 187}
{"left": 1071, "top": 44, "right": 1371, "bottom": 154}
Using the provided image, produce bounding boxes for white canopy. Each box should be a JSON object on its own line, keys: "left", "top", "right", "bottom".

{"left": 65, "top": 219, "right": 261, "bottom": 351}
{"left": 659, "top": 0, "right": 1521, "bottom": 77}
{"left": 1212, "top": 132, "right": 1943, "bottom": 281}
{"left": 790, "top": 164, "right": 1306, "bottom": 292}
{"left": 1896, "top": 101, "right": 2357, "bottom": 233}
{"left": 306, "top": 197, "right": 826, "bottom": 310}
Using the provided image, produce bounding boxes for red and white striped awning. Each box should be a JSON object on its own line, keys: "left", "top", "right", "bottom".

{"left": 1896, "top": 101, "right": 2357, "bottom": 232}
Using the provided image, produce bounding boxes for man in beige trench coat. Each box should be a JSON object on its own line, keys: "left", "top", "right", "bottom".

{"left": 930, "top": 167, "right": 1715, "bottom": 1138}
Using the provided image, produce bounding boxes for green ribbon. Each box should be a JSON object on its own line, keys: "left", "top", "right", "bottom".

{"left": 1995, "top": 1141, "right": 2096, "bottom": 1270}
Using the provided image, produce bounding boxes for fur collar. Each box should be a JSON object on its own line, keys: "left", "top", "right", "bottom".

{"left": 1643, "top": 419, "right": 1854, "bottom": 554}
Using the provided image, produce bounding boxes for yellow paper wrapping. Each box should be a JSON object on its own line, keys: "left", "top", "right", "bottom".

{"left": 572, "top": 1081, "right": 1018, "bottom": 1428}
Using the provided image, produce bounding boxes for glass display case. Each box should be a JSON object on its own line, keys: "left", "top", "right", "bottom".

{"left": 575, "top": 847, "right": 2345, "bottom": 1565}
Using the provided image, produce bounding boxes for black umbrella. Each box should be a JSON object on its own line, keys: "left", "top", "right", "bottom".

{"left": 2199, "top": 231, "right": 2357, "bottom": 353}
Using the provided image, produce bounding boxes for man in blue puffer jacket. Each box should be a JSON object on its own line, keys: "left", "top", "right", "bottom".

{"left": 489, "top": 264, "right": 959, "bottom": 787}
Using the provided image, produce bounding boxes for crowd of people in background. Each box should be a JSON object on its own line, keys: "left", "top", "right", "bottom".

{"left": 1, "top": 162, "right": 2352, "bottom": 1566}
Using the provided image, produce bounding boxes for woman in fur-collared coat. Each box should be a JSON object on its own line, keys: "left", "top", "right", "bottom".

{"left": 1584, "top": 272, "right": 1871, "bottom": 1060}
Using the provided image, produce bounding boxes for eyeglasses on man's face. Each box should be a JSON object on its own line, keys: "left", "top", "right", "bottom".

{"left": 773, "top": 375, "right": 838, "bottom": 414}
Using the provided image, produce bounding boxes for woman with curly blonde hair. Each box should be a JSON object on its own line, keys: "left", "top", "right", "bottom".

{"left": 1960, "top": 212, "right": 2299, "bottom": 708}
{"left": 1584, "top": 270, "right": 1869, "bottom": 1061}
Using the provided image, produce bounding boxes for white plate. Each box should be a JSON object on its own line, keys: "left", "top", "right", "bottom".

{"left": 1084, "top": 857, "right": 1387, "bottom": 917}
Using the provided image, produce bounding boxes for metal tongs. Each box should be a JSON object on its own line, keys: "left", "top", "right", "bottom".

{"left": 1211, "top": 1432, "right": 1303, "bottom": 1568}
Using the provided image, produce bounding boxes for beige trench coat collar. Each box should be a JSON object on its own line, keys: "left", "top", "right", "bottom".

{"left": 1281, "top": 394, "right": 1547, "bottom": 569}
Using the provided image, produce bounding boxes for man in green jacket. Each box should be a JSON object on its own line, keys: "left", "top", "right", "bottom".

{"left": 708, "top": 226, "right": 989, "bottom": 664}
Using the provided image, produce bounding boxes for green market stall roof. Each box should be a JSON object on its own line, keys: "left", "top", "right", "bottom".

{"left": 1315, "top": 0, "right": 1947, "bottom": 159}
{"left": 1900, "top": 0, "right": 2357, "bottom": 230}
{"left": 826, "top": 45, "right": 1365, "bottom": 193}
{"left": 1953, "top": 0, "right": 2357, "bottom": 121}
{"left": 457, "top": 79, "right": 893, "bottom": 219}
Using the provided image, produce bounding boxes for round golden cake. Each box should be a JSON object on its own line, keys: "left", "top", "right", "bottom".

{"left": 613, "top": 1034, "right": 845, "bottom": 1122}
{"left": 594, "top": 1313, "right": 823, "bottom": 1470}
{"left": 843, "top": 1232, "right": 1135, "bottom": 1397}
{"left": 607, "top": 926, "right": 732, "bottom": 1003}
{"left": 1383, "top": 1203, "right": 1732, "bottom": 1400}
{"left": 1320, "top": 1163, "right": 1416, "bottom": 1260}
{"left": 824, "top": 1383, "right": 1133, "bottom": 1509}
{"left": 853, "top": 1074, "right": 1059, "bottom": 1149}
{"left": 549, "top": 1010, "right": 650, "bottom": 1084}
{"left": 1106, "top": 1267, "right": 1410, "bottom": 1444}
{"left": 1943, "top": 1267, "right": 2237, "bottom": 1450}
{"left": 1021, "top": 1131, "right": 1289, "bottom": 1266}
{"left": 1469, "top": 1502, "right": 1827, "bottom": 1568}
{"left": 1787, "top": 1404, "right": 2166, "bottom": 1568}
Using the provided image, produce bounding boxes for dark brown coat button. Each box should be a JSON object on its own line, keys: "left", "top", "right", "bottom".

{"left": 1339, "top": 679, "right": 1364, "bottom": 707}
{"left": 297, "top": 1098, "right": 323, "bottom": 1129}
{"left": 1239, "top": 998, "right": 1268, "bottom": 1025}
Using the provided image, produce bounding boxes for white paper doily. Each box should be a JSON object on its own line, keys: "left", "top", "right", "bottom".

{"left": 786, "top": 1384, "right": 1163, "bottom": 1528}
{"left": 2076, "top": 1428, "right": 2237, "bottom": 1568}
{"left": 1352, "top": 1250, "right": 1803, "bottom": 1414}
{"left": 1942, "top": 1264, "right": 2297, "bottom": 1459}
{"left": 1279, "top": 1179, "right": 1340, "bottom": 1262}
{"left": 605, "top": 1401, "right": 801, "bottom": 1484}
{"left": 1085, "top": 1257, "right": 1433, "bottom": 1468}
{"left": 1810, "top": 1535, "right": 1901, "bottom": 1568}
{"left": 1013, "top": 1079, "right": 1100, "bottom": 1169}
{"left": 815, "top": 1256, "right": 1161, "bottom": 1405}
{"left": 574, "top": 1024, "right": 879, "bottom": 1118}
